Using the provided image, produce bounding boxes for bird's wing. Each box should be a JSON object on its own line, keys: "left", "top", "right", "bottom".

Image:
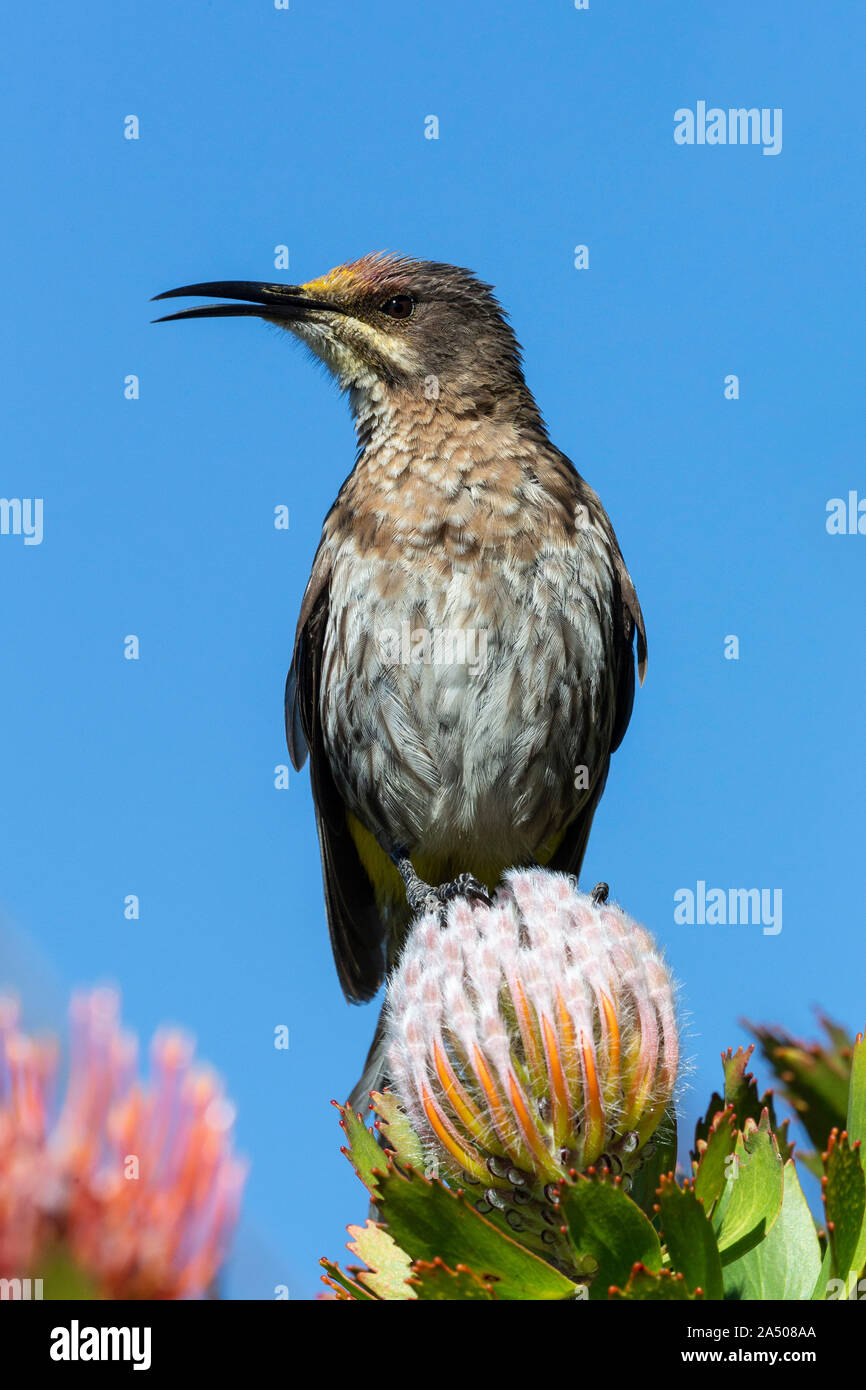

{"left": 548, "top": 587, "right": 634, "bottom": 881}
{"left": 285, "top": 544, "right": 328, "bottom": 773}
{"left": 615, "top": 548, "right": 647, "bottom": 687}
{"left": 549, "top": 762, "right": 611, "bottom": 881}
{"left": 609, "top": 542, "right": 646, "bottom": 753}
{"left": 285, "top": 543, "right": 387, "bottom": 1003}
{"left": 550, "top": 470, "right": 647, "bottom": 877}
{"left": 577, "top": 473, "right": 648, "bottom": 750}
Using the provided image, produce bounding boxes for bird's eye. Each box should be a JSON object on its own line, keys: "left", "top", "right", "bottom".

{"left": 379, "top": 294, "right": 415, "bottom": 320}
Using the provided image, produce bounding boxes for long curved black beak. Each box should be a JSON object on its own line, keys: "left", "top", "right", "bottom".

{"left": 151, "top": 281, "right": 341, "bottom": 324}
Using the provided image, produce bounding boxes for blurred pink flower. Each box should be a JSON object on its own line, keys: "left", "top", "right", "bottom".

{"left": 0, "top": 989, "right": 246, "bottom": 1299}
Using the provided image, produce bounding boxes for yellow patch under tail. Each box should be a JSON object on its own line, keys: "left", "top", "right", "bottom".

{"left": 346, "top": 813, "right": 568, "bottom": 912}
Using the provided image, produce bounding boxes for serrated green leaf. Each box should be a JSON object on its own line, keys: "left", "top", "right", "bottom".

{"left": 319, "top": 1259, "right": 379, "bottom": 1301}
{"left": 372, "top": 1163, "right": 577, "bottom": 1301}
{"left": 693, "top": 1105, "right": 737, "bottom": 1215}
{"left": 657, "top": 1177, "right": 724, "bottom": 1299}
{"left": 410, "top": 1259, "right": 498, "bottom": 1300}
{"left": 371, "top": 1090, "right": 426, "bottom": 1168}
{"left": 346, "top": 1220, "right": 415, "bottom": 1300}
{"left": 337, "top": 1100, "right": 387, "bottom": 1195}
{"left": 609, "top": 1265, "right": 697, "bottom": 1300}
{"left": 823, "top": 1129, "right": 865, "bottom": 1285}
{"left": 723, "top": 1160, "right": 821, "bottom": 1301}
{"left": 696, "top": 1046, "right": 792, "bottom": 1162}
{"left": 560, "top": 1174, "right": 662, "bottom": 1301}
{"left": 714, "top": 1113, "right": 784, "bottom": 1266}
{"left": 723, "top": 1046, "right": 763, "bottom": 1116}
{"left": 630, "top": 1108, "right": 677, "bottom": 1225}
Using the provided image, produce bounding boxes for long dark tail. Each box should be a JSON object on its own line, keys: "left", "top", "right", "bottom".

{"left": 347, "top": 998, "right": 390, "bottom": 1113}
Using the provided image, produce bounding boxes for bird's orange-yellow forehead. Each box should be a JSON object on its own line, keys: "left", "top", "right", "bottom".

{"left": 301, "top": 265, "right": 360, "bottom": 297}
{"left": 301, "top": 253, "right": 415, "bottom": 301}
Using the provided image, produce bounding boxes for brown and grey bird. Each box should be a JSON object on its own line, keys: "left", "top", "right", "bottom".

{"left": 154, "top": 254, "right": 647, "bottom": 1106}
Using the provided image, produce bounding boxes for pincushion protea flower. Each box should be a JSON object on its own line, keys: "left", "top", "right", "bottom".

{"left": 385, "top": 869, "right": 679, "bottom": 1203}
{"left": 0, "top": 989, "right": 246, "bottom": 1299}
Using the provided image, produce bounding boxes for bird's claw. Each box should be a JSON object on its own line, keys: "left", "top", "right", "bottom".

{"left": 444, "top": 872, "right": 494, "bottom": 907}
{"left": 409, "top": 872, "right": 493, "bottom": 921}
{"left": 591, "top": 881, "right": 610, "bottom": 905}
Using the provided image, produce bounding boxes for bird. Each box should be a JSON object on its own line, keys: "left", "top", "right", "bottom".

{"left": 154, "top": 253, "right": 647, "bottom": 1108}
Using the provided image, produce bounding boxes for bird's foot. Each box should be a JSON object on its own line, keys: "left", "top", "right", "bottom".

{"left": 431, "top": 871, "right": 493, "bottom": 912}
{"left": 415, "top": 873, "right": 494, "bottom": 923}
{"left": 392, "top": 854, "right": 493, "bottom": 921}
{"left": 591, "top": 881, "right": 610, "bottom": 905}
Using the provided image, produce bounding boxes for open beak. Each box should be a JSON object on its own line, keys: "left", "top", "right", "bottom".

{"left": 151, "top": 281, "right": 342, "bottom": 324}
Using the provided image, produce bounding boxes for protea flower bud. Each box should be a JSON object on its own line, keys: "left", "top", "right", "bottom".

{"left": 385, "top": 869, "right": 679, "bottom": 1204}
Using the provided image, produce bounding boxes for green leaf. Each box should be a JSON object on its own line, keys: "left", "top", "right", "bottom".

{"left": 657, "top": 1176, "right": 724, "bottom": 1299}
{"left": 693, "top": 1105, "right": 737, "bottom": 1215}
{"left": 846, "top": 1032, "right": 866, "bottom": 1147}
{"left": 723, "top": 1046, "right": 767, "bottom": 1119}
{"left": 695, "top": 1046, "right": 792, "bottom": 1162}
{"left": 320, "top": 1259, "right": 379, "bottom": 1301}
{"left": 372, "top": 1162, "right": 577, "bottom": 1301}
{"left": 371, "top": 1090, "right": 426, "bottom": 1169}
{"left": 823, "top": 1017, "right": 854, "bottom": 1052}
{"left": 630, "top": 1108, "right": 677, "bottom": 1225}
{"left": 846, "top": 1037, "right": 866, "bottom": 1282}
{"left": 336, "top": 1099, "right": 387, "bottom": 1195}
{"left": 609, "top": 1265, "right": 698, "bottom": 1300}
{"left": 822, "top": 1129, "right": 865, "bottom": 1285}
{"left": 714, "top": 1113, "right": 784, "bottom": 1267}
{"left": 346, "top": 1220, "right": 415, "bottom": 1300}
{"left": 723, "top": 1159, "right": 822, "bottom": 1301}
{"left": 560, "top": 1173, "right": 662, "bottom": 1301}
{"left": 747, "top": 1016, "right": 853, "bottom": 1154}
{"left": 410, "top": 1259, "right": 498, "bottom": 1300}
{"left": 811, "top": 1243, "right": 834, "bottom": 1302}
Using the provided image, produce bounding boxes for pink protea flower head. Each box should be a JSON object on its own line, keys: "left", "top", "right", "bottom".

{"left": 385, "top": 869, "right": 679, "bottom": 1199}
{"left": 0, "top": 989, "right": 246, "bottom": 1299}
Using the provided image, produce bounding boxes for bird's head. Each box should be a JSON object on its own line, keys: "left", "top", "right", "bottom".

{"left": 154, "top": 253, "right": 539, "bottom": 425}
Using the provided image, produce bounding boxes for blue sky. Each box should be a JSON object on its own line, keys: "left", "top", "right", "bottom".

{"left": 1, "top": 2, "right": 863, "bottom": 1297}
